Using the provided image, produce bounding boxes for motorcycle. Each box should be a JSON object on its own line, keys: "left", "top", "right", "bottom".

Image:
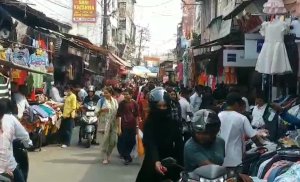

{"left": 0, "top": 139, "right": 31, "bottom": 182}
{"left": 79, "top": 101, "right": 98, "bottom": 148}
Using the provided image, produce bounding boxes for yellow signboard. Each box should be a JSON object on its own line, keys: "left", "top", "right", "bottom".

{"left": 73, "top": 0, "right": 96, "bottom": 23}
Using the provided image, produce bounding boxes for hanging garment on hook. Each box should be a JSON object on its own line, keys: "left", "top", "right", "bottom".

{"left": 256, "top": 20, "right": 292, "bottom": 74}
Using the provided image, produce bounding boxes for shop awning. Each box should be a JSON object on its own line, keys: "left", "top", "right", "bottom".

{"left": 110, "top": 53, "right": 131, "bottom": 68}
{"left": 223, "top": 0, "right": 253, "bottom": 20}
{"left": 0, "top": 59, "right": 52, "bottom": 76}
{"left": 75, "top": 39, "right": 109, "bottom": 56}
{"left": 108, "top": 53, "right": 131, "bottom": 68}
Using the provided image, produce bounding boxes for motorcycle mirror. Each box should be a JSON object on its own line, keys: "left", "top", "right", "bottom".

{"left": 161, "top": 157, "right": 177, "bottom": 167}
{"left": 193, "top": 165, "right": 227, "bottom": 180}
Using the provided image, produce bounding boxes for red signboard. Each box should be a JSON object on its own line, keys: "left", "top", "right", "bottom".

{"left": 73, "top": 0, "right": 97, "bottom": 23}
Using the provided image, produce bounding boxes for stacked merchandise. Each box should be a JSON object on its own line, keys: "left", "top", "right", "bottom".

{"left": 21, "top": 101, "right": 62, "bottom": 151}
{"left": 249, "top": 148, "right": 300, "bottom": 182}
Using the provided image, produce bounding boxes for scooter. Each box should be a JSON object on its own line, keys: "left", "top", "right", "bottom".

{"left": 161, "top": 144, "right": 273, "bottom": 182}
{"left": 79, "top": 101, "right": 98, "bottom": 148}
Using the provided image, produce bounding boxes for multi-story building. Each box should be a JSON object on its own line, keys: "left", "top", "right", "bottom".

{"left": 20, "top": 0, "right": 121, "bottom": 49}
{"left": 117, "top": 0, "right": 136, "bottom": 63}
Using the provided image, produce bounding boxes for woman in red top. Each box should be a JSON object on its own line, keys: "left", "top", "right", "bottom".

{"left": 138, "top": 87, "right": 150, "bottom": 131}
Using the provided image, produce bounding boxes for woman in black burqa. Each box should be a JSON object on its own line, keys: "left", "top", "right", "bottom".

{"left": 136, "top": 87, "right": 183, "bottom": 182}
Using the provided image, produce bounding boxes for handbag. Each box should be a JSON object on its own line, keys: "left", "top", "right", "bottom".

{"left": 137, "top": 128, "right": 144, "bottom": 158}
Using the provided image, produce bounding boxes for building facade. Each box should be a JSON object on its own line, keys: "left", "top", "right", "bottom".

{"left": 117, "top": 0, "right": 136, "bottom": 64}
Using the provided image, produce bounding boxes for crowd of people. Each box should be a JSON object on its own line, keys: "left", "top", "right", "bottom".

{"left": 1, "top": 78, "right": 294, "bottom": 182}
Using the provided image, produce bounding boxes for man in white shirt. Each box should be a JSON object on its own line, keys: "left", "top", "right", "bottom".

{"left": 179, "top": 89, "right": 192, "bottom": 122}
{"left": 252, "top": 93, "right": 267, "bottom": 129}
{"left": 179, "top": 88, "right": 193, "bottom": 142}
{"left": 0, "top": 100, "right": 31, "bottom": 182}
{"left": 13, "top": 85, "right": 29, "bottom": 119}
{"left": 219, "top": 92, "right": 263, "bottom": 167}
{"left": 49, "top": 82, "right": 64, "bottom": 103}
{"left": 190, "top": 85, "right": 203, "bottom": 113}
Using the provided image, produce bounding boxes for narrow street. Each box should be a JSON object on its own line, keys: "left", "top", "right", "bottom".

{"left": 28, "top": 128, "right": 140, "bottom": 182}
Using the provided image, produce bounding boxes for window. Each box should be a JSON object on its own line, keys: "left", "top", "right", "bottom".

{"left": 119, "top": 19, "right": 126, "bottom": 29}
{"left": 118, "top": 2, "right": 126, "bottom": 18}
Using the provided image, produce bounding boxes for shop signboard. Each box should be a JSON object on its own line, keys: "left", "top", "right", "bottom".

{"left": 163, "top": 61, "right": 174, "bottom": 72}
{"left": 223, "top": 49, "right": 256, "bottom": 67}
{"left": 73, "top": 0, "right": 97, "bottom": 23}
{"left": 244, "top": 33, "right": 263, "bottom": 60}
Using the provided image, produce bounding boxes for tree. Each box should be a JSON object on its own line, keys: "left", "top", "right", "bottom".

{"left": 135, "top": 26, "right": 150, "bottom": 65}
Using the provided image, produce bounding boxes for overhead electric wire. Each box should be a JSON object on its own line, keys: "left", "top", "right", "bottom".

{"left": 44, "top": 0, "right": 71, "bottom": 9}
{"left": 135, "top": 0, "right": 175, "bottom": 8}
{"left": 32, "top": 0, "right": 71, "bottom": 23}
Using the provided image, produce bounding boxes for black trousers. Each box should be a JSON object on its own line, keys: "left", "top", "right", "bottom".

{"left": 60, "top": 118, "right": 74, "bottom": 146}
{"left": 117, "top": 128, "right": 136, "bottom": 161}
{"left": 13, "top": 166, "right": 26, "bottom": 182}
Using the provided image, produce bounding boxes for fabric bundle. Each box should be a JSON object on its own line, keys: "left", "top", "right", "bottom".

{"left": 263, "top": 0, "right": 287, "bottom": 15}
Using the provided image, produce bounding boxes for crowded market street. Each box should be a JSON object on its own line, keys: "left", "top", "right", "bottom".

{"left": 3, "top": 0, "right": 300, "bottom": 182}
{"left": 28, "top": 128, "right": 139, "bottom": 182}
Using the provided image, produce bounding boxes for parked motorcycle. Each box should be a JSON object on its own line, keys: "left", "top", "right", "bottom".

{"left": 79, "top": 101, "right": 98, "bottom": 148}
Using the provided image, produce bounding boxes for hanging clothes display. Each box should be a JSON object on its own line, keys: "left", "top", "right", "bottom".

{"left": 11, "top": 48, "right": 30, "bottom": 66}
{"left": 263, "top": 0, "right": 287, "bottom": 14}
{"left": 183, "top": 50, "right": 189, "bottom": 87}
{"left": 283, "top": 0, "right": 300, "bottom": 17}
{"left": 11, "top": 70, "right": 28, "bottom": 85}
{"left": 177, "top": 62, "right": 183, "bottom": 83}
{"left": 274, "top": 34, "right": 299, "bottom": 94}
{"left": 256, "top": 19, "right": 292, "bottom": 75}
{"left": 0, "top": 75, "right": 10, "bottom": 99}
{"left": 224, "top": 67, "right": 237, "bottom": 85}
{"left": 29, "top": 49, "right": 48, "bottom": 88}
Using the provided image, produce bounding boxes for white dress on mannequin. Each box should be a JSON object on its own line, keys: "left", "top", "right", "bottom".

{"left": 255, "top": 19, "right": 292, "bottom": 75}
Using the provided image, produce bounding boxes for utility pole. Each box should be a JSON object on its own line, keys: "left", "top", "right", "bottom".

{"left": 137, "top": 28, "right": 144, "bottom": 65}
{"left": 102, "top": 0, "right": 108, "bottom": 47}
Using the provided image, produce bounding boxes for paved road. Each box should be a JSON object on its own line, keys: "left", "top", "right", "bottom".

{"left": 28, "top": 128, "right": 140, "bottom": 182}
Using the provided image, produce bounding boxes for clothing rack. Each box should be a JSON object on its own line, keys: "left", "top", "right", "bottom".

{"left": 1, "top": 39, "right": 54, "bottom": 53}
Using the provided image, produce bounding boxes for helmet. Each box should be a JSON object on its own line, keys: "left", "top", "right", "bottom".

{"left": 148, "top": 87, "right": 171, "bottom": 110}
{"left": 191, "top": 109, "right": 221, "bottom": 133}
{"left": 88, "top": 86, "right": 95, "bottom": 92}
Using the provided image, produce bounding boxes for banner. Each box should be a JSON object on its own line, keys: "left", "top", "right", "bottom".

{"left": 73, "top": 0, "right": 96, "bottom": 23}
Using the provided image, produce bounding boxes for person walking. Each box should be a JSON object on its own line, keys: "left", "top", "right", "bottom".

{"left": 60, "top": 86, "right": 77, "bottom": 148}
{"left": 179, "top": 88, "right": 193, "bottom": 142}
{"left": 168, "top": 89, "right": 182, "bottom": 126}
{"left": 190, "top": 85, "right": 203, "bottom": 113}
{"left": 97, "top": 87, "right": 119, "bottom": 165}
{"left": 136, "top": 87, "right": 183, "bottom": 182}
{"left": 116, "top": 88, "right": 139, "bottom": 165}
{"left": 137, "top": 87, "right": 150, "bottom": 131}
